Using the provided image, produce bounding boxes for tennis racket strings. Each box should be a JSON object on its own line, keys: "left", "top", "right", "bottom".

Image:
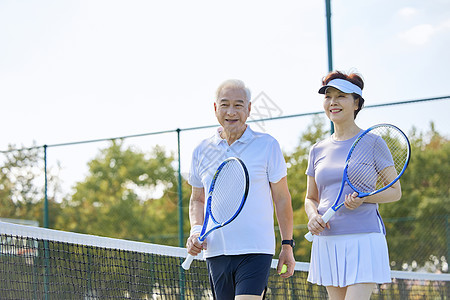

{"left": 347, "top": 125, "right": 410, "bottom": 194}
{"left": 210, "top": 161, "right": 247, "bottom": 224}
{"left": 182, "top": 157, "right": 249, "bottom": 270}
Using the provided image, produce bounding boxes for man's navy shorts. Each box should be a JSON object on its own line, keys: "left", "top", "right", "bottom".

{"left": 206, "top": 254, "right": 272, "bottom": 300}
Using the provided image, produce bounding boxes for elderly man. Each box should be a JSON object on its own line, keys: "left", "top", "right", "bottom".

{"left": 186, "top": 79, "right": 295, "bottom": 299}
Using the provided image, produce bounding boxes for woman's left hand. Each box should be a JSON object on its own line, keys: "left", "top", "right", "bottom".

{"left": 344, "top": 192, "right": 364, "bottom": 210}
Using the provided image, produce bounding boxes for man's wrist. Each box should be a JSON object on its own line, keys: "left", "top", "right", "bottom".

{"left": 281, "top": 239, "right": 295, "bottom": 248}
{"left": 190, "top": 225, "right": 202, "bottom": 236}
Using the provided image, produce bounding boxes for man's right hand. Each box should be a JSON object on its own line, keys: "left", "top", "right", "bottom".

{"left": 186, "top": 233, "right": 206, "bottom": 256}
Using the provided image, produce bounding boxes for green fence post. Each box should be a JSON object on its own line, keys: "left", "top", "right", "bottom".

{"left": 446, "top": 215, "right": 450, "bottom": 268}
{"left": 325, "top": 0, "right": 334, "bottom": 135}
{"left": 43, "top": 145, "right": 49, "bottom": 229}
{"left": 43, "top": 145, "right": 50, "bottom": 299}
{"left": 177, "top": 129, "right": 184, "bottom": 247}
{"left": 325, "top": 0, "right": 333, "bottom": 73}
{"left": 176, "top": 128, "right": 186, "bottom": 300}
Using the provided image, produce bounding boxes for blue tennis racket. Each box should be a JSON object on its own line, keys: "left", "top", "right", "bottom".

{"left": 305, "top": 124, "right": 411, "bottom": 242}
{"left": 182, "top": 157, "right": 249, "bottom": 270}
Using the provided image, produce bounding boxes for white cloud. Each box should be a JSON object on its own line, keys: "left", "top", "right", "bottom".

{"left": 399, "top": 18, "right": 450, "bottom": 45}
{"left": 399, "top": 24, "right": 435, "bottom": 45}
{"left": 436, "top": 18, "right": 450, "bottom": 31}
{"left": 398, "top": 7, "right": 418, "bottom": 18}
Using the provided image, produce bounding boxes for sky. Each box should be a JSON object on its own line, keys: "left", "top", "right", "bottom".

{"left": 1, "top": 0, "right": 449, "bottom": 195}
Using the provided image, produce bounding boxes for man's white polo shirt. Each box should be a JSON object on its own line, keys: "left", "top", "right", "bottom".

{"left": 189, "top": 125, "right": 287, "bottom": 258}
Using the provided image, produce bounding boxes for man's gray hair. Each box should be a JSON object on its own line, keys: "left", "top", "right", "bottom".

{"left": 215, "top": 79, "right": 251, "bottom": 102}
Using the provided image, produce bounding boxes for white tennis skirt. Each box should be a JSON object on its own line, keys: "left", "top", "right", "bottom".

{"left": 307, "top": 232, "right": 391, "bottom": 287}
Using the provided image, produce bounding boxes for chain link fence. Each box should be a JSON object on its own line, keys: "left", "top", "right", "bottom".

{"left": 1, "top": 96, "right": 449, "bottom": 275}
{"left": 148, "top": 215, "right": 449, "bottom": 273}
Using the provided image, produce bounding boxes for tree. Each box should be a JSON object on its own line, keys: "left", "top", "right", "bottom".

{"left": 379, "top": 123, "right": 450, "bottom": 271}
{"left": 282, "top": 116, "right": 328, "bottom": 261}
{"left": 0, "top": 144, "right": 62, "bottom": 226}
{"left": 56, "top": 140, "right": 182, "bottom": 243}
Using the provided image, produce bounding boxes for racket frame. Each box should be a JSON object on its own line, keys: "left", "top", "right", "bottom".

{"left": 182, "top": 157, "right": 249, "bottom": 269}
{"left": 199, "top": 157, "right": 249, "bottom": 241}
{"left": 346, "top": 124, "right": 411, "bottom": 198}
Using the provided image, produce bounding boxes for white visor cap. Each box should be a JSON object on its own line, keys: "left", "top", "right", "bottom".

{"left": 318, "top": 78, "right": 363, "bottom": 98}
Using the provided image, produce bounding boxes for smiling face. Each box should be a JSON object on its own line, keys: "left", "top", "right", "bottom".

{"left": 214, "top": 86, "right": 251, "bottom": 136}
{"left": 323, "top": 87, "right": 359, "bottom": 124}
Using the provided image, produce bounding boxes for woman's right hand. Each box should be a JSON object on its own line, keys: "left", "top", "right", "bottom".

{"left": 307, "top": 213, "right": 331, "bottom": 235}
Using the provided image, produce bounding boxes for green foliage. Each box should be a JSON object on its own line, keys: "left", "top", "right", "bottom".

{"left": 281, "top": 116, "right": 328, "bottom": 260}
{"left": 0, "top": 144, "right": 62, "bottom": 225}
{"left": 286, "top": 116, "right": 328, "bottom": 213}
{"left": 55, "top": 140, "right": 185, "bottom": 242}
{"left": 379, "top": 124, "right": 450, "bottom": 271}
{"left": 381, "top": 125, "right": 449, "bottom": 218}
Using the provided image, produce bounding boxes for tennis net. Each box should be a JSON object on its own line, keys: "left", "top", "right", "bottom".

{"left": 1, "top": 221, "right": 449, "bottom": 299}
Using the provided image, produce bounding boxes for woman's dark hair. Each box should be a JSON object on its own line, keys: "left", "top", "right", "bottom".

{"left": 322, "top": 71, "right": 365, "bottom": 118}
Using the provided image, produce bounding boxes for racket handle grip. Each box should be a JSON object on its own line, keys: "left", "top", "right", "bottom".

{"left": 304, "top": 231, "right": 314, "bottom": 242}
{"left": 304, "top": 208, "right": 336, "bottom": 242}
{"left": 182, "top": 254, "right": 195, "bottom": 270}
